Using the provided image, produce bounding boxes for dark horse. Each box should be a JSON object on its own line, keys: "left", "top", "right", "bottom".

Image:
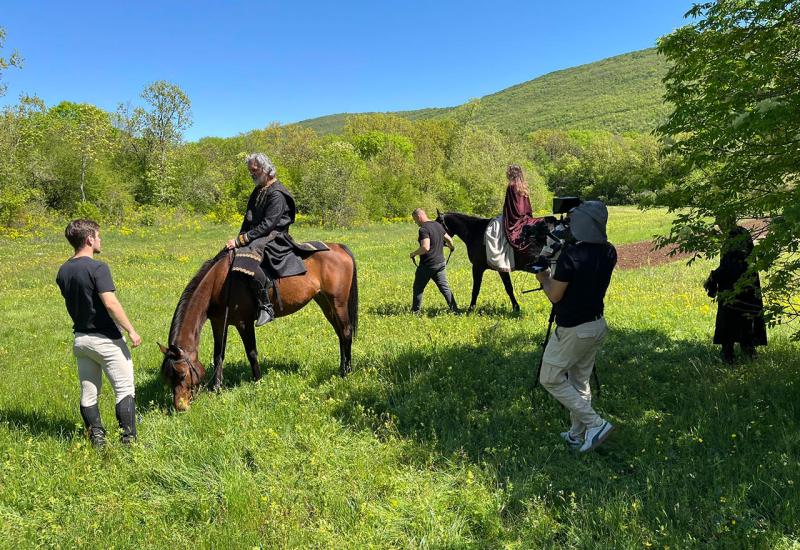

{"left": 159, "top": 245, "right": 357, "bottom": 411}
{"left": 435, "top": 210, "right": 539, "bottom": 312}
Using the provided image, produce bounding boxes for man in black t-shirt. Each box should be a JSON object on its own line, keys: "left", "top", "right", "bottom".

{"left": 535, "top": 201, "right": 617, "bottom": 453}
{"left": 56, "top": 220, "right": 142, "bottom": 447}
{"left": 409, "top": 208, "right": 458, "bottom": 313}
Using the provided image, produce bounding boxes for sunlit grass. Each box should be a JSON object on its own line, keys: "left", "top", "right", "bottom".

{"left": 0, "top": 210, "right": 797, "bottom": 548}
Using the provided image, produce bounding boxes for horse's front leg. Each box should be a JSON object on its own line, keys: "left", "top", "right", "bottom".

{"left": 237, "top": 323, "right": 261, "bottom": 381}
{"left": 210, "top": 317, "right": 226, "bottom": 392}
{"left": 469, "top": 265, "right": 485, "bottom": 311}
{"left": 499, "top": 271, "right": 520, "bottom": 312}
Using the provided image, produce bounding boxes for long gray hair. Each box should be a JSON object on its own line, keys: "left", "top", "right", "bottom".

{"left": 245, "top": 152, "right": 277, "bottom": 178}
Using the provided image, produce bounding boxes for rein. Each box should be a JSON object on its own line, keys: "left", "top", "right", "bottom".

{"left": 411, "top": 245, "right": 454, "bottom": 267}
{"left": 172, "top": 355, "right": 204, "bottom": 396}
{"left": 219, "top": 250, "right": 235, "bottom": 366}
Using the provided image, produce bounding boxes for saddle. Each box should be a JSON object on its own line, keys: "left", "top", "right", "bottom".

{"left": 484, "top": 216, "right": 515, "bottom": 272}
{"left": 232, "top": 239, "right": 330, "bottom": 313}
{"left": 232, "top": 239, "right": 329, "bottom": 279}
{"left": 293, "top": 240, "right": 330, "bottom": 258}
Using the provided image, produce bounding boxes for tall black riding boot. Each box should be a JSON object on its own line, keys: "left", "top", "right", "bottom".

{"left": 115, "top": 395, "right": 137, "bottom": 445}
{"left": 80, "top": 404, "right": 106, "bottom": 448}
{"left": 256, "top": 285, "right": 275, "bottom": 327}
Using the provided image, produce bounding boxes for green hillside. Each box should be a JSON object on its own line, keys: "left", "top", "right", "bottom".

{"left": 296, "top": 48, "right": 670, "bottom": 135}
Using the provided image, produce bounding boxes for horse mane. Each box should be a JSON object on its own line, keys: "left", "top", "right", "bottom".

{"left": 444, "top": 211, "right": 489, "bottom": 223}
{"left": 168, "top": 248, "right": 230, "bottom": 343}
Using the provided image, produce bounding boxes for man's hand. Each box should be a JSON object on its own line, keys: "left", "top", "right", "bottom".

{"left": 128, "top": 330, "right": 142, "bottom": 348}
{"left": 409, "top": 251, "right": 417, "bottom": 259}
{"left": 99, "top": 291, "right": 141, "bottom": 343}
{"left": 226, "top": 239, "right": 237, "bottom": 250}
{"left": 530, "top": 255, "right": 550, "bottom": 273}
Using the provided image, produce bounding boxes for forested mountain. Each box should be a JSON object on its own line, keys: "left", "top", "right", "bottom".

{"left": 297, "top": 48, "right": 669, "bottom": 135}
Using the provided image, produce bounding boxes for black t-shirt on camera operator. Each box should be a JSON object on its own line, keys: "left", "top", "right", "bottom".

{"left": 552, "top": 242, "right": 617, "bottom": 327}
{"left": 418, "top": 221, "right": 446, "bottom": 268}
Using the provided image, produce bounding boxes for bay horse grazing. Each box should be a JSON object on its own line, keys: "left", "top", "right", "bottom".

{"left": 159, "top": 245, "right": 357, "bottom": 411}
{"left": 435, "top": 210, "right": 540, "bottom": 312}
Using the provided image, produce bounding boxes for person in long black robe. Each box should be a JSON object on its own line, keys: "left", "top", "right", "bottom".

{"left": 226, "top": 153, "right": 305, "bottom": 325}
{"left": 704, "top": 225, "right": 767, "bottom": 362}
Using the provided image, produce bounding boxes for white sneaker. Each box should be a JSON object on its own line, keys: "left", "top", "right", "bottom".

{"left": 579, "top": 421, "right": 614, "bottom": 453}
{"left": 560, "top": 431, "right": 583, "bottom": 449}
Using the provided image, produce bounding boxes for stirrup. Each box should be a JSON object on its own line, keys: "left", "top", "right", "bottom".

{"left": 256, "top": 306, "right": 275, "bottom": 327}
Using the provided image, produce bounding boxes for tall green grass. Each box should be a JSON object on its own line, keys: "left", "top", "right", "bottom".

{"left": 0, "top": 208, "right": 797, "bottom": 548}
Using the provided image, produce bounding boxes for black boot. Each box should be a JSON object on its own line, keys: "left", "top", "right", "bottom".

{"left": 720, "top": 343, "right": 735, "bottom": 364}
{"left": 741, "top": 344, "right": 757, "bottom": 360}
{"left": 80, "top": 404, "right": 106, "bottom": 448}
{"left": 115, "top": 395, "right": 137, "bottom": 445}
{"left": 256, "top": 285, "right": 275, "bottom": 327}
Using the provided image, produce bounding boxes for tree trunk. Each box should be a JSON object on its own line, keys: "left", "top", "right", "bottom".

{"left": 80, "top": 153, "right": 87, "bottom": 202}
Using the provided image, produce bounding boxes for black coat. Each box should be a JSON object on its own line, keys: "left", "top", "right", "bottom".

{"left": 236, "top": 181, "right": 307, "bottom": 278}
{"left": 704, "top": 227, "right": 767, "bottom": 346}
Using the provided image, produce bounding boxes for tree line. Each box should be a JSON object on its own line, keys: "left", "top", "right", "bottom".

{"left": 0, "top": 58, "right": 670, "bottom": 228}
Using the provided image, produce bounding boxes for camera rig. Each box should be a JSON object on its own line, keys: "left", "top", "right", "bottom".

{"left": 522, "top": 196, "right": 582, "bottom": 275}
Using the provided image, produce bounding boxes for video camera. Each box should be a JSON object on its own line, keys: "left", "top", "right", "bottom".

{"left": 522, "top": 196, "right": 582, "bottom": 274}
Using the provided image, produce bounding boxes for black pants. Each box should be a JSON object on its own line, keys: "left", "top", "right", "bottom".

{"left": 412, "top": 263, "right": 457, "bottom": 312}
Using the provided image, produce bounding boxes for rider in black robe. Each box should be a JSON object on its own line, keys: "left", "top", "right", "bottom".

{"left": 228, "top": 153, "right": 306, "bottom": 326}
{"left": 704, "top": 225, "right": 767, "bottom": 362}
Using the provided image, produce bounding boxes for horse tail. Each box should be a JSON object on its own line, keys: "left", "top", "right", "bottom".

{"left": 341, "top": 244, "right": 358, "bottom": 339}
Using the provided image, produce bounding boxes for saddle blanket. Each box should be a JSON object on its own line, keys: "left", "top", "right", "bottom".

{"left": 232, "top": 240, "right": 329, "bottom": 278}
{"left": 484, "top": 216, "right": 515, "bottom": 272}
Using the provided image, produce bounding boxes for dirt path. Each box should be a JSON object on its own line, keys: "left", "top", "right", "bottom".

{"left": 616, "top": 219, "right": 768, "bottom": 270}
{"left": 615, "top": 241, "right": 694, "bottom": 270}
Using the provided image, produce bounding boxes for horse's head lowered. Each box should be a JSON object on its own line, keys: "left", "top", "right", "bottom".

{"left": 159, "top": 342, "right": 206, "bottom": 411}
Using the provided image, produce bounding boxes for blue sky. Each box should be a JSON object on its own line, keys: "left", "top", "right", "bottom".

{"left": 1, "top": 1, "right": 692, "bottom": 141}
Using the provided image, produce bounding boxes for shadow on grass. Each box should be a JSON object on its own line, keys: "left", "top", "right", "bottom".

{"left": 0, "top": 408, "right": 79, "bottom": 440}
{"left": 368, "top": 301, "right": 522, "bottom": 319}
{"left": 334, "top": 327, "right": 717, "bottom": 469}
{"left": 329, "top": 325, "right": 800, "bottom": 541}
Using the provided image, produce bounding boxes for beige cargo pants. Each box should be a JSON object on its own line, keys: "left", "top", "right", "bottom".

{"left": 539, "top": 317, "right": 608, "bottom": 437}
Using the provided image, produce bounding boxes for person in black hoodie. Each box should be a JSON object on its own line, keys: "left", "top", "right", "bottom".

{"left": 704, "top": 222, "right": 767, "bottom": 363}
{"left": 535, "top": 201, "right": 617, "bottom": 453}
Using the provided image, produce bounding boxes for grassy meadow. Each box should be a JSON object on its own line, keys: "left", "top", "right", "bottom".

{"left": 0, "top": 208, "right": 798, "bottom": 548}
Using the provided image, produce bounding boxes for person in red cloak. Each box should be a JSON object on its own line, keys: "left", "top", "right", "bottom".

{"left": 503, "top": 164, "right": 542, "bottom": 258}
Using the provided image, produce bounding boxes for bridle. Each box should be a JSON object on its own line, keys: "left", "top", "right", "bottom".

{"left": 171, "top": 354, "right": 204, "bottom": 397}
{"left": 437, "top": 214, "right": 451, "bottom": 236}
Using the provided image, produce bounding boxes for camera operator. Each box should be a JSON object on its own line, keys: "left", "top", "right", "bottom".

{"left": 534, "top": 201, "right": 617, "bottom": 452}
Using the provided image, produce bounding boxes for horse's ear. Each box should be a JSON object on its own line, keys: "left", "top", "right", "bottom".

{"left": 168, "top": 343, "right": 184, "bottom": 356}
{"left": 436, "top": 208, "right": 442, "bottom": 218}
{"left": 158, "top": 342, "right": 168, "bottom": 355}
